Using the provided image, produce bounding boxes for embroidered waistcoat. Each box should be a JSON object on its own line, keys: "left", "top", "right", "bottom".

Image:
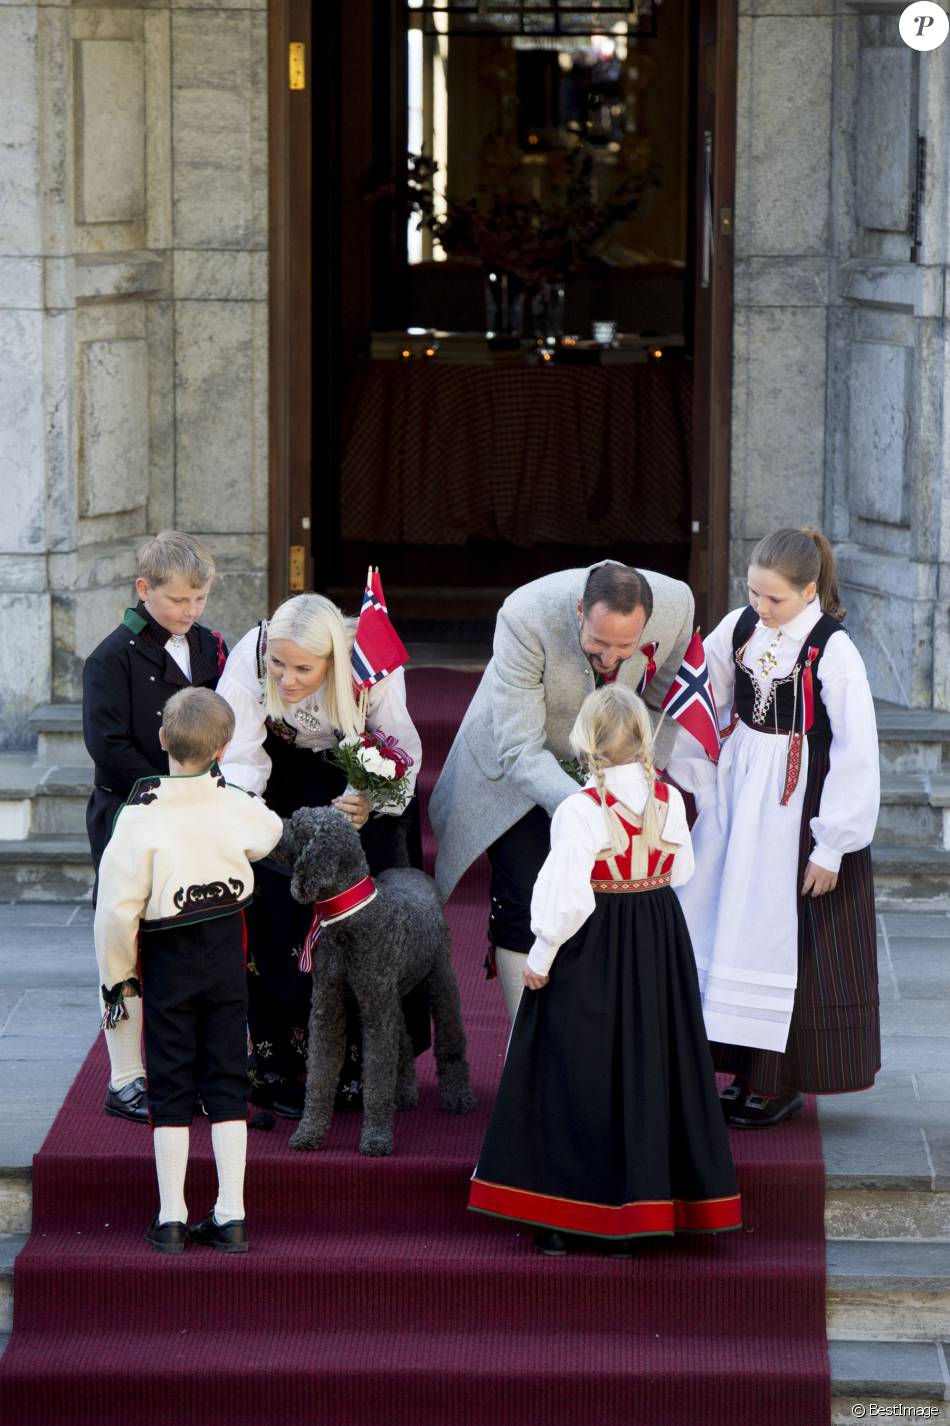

{"left": 731, "top": 606, "right": 846, "bottom": 744}
{"left": 582, "top": 784, "right": 675, "bottom": 885}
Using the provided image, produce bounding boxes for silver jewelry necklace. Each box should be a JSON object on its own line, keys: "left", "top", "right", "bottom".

{"left": 755, "top": 630, "right": 782, "bottom": 677}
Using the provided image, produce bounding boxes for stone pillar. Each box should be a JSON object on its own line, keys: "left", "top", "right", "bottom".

{"left": 730, "top": 0, "right": 950, "bottom": 709}
{"left": 0, "top": 6, "right": 52, "bottom": 748}
{"left": 827, "top": 12, "right": 950, "bottom": 707}
{"left": 730, "top": 0, "right": 835, "bottom": 610}
{"left": 0, "top": 0, "right": 269, "bottom": 749}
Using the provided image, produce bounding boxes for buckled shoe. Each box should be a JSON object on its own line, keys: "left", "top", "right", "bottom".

{"left": 104, "top": 1076, "right": 149, "bottom": 1124}
{"left": 728, "top": 1090, "right": 804, "bottom": 1129}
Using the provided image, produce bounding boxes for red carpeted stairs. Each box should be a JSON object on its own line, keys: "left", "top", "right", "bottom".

{"left": 0, "top": 670, "right": 830, "bottom": 1426}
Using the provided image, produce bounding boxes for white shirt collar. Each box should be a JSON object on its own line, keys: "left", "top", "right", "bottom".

{"left": 757, "top": 595, "right": 823, "bottom": 643}
{"left": 584, "top": 761, "right": 649, "bottom": 811}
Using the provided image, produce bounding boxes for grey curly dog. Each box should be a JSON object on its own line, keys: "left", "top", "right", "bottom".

{"left": 280, "top": 805, "right": 476, "bottom": 1156}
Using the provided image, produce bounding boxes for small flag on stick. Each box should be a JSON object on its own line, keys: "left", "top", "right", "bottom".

{"left": 351, "top": 568, "right": 409, "bottom": 728}
{"left": 660, "top": 630, "right": 721, "bottom": 763}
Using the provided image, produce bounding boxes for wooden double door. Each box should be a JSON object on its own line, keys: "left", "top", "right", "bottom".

{"left": 267, "top": 0, "right": 737, "bottom": 629}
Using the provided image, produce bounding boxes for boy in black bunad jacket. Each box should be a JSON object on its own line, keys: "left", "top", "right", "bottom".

{"left": 83, "top": 531, "right": 226, "bottom": 1124}
{"left": 94, "top": 687, "right": 284, "bottom": 1255}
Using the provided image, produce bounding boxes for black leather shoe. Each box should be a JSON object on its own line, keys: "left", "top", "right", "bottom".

{"left": 104, "top": 1077, "right": 149, "bottom": 1124}
{"left": 145, "top": 1216, "right": 186, "bottom": 1254}
{"left": 606, "top": 1238, "right": 636, "bottom": 1259}
{"left": 534, "top": 1228, "right": 568, "bottom": 1257}
{"left": 271, "top": 1097, "right": 304, "bottom": 1120}
{"left": 728, "top": 1090, "right": 804, "bottom": 1129}
{"left": 187, "top": 1212, "right": 248, "bottom": 1254}
{"left": 718, "top": 1078, "right": 747, "bottom": 1119}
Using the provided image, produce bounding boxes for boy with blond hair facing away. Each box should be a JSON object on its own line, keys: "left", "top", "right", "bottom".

{"left": 94, "top": 687, "right": 284, "bottom": 1254}
{"left": 83, "top": 531, "right": 226, "bottom": 1124}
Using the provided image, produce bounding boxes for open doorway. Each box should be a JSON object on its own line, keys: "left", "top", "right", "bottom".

{"left": 268, "top": 0, "right": 735, "bottom": 633}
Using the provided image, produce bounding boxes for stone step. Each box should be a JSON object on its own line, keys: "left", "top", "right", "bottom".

{"left": 0, "top": 1233, "right": 27, "bottom": 1336}
{"left": 876, "top": 704, "right": 950, "bottom": 775}
{"left": 826, "top": 1190, "right": 950, "bottom": 1241}
{"left": 0, "top": 1172, "right": 31, "bottom": 1236}
{"left": 872, "top": 844, "right": 950, "bottom": 909}
{"left": 27, "top": 705, "right": 89, "bottom": 767}
{"left": 826, "top": 1239, "right": 950, "bottom": 1341}
{"left": 877, "top": 772, "right": 943, "bottom": 845}
{"left": 829, "top": 1339, "right": 948, "bottom": 1423}
{"left": 0, "top": 836, "right": 94, "bottom": 901}
{"left": 0, "top": 756, "right": 93, "bottom": 839}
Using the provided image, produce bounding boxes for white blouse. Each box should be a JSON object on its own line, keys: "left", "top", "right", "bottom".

{"left": 664, "top": 599, "right": 880, "bottom": 872}
{"left": 526, "top": 763, "right": 694, "bottom": 976}
{"left": 216, "top": 625, "right": 422, "bottom": 814}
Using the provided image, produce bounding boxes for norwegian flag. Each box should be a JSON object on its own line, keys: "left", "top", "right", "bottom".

{"left": 351, "top": 569, "right": 409, "bottom": 689}
{"left": 661, "top": 630, "right": 721, "bottom": 763}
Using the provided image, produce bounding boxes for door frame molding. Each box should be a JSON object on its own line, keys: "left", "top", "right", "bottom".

{"left": 267, "top": 0, "right": 313, "bottom": 612}
{"left": 267, "top": 0, "right": 738, "bottom": 621}
{"left": 689, "top": 0, "right": 738, "bottom": 629}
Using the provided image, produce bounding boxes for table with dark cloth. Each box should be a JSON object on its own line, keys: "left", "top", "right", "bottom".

{"left": 339, "top": 357, "right": 692, "bottom": 548}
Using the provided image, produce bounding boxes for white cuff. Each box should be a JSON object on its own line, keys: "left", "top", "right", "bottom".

{"left": 808, "top": 842, "right": 842, "bottom": 874}
{"left": 526, "top": 938, "right": 558, "bottom": 976}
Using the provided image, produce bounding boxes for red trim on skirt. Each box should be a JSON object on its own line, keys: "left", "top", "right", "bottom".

{"left": 468, "top": 1176, "right": 742, "bottom": 1238}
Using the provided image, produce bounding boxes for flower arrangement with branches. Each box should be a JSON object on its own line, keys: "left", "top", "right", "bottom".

{"left": 385, "top": 147, "right": 654, "bottom": 287}
{"left": 328, "top": 731, "right": 412, "bottom": 812}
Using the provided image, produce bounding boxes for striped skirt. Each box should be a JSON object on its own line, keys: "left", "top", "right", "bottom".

{"left": 712, "top": 737, "right": 880, "bottom": 1095}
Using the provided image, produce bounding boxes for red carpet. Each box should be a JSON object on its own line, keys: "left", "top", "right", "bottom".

{"left": 0, "top": 669, "right": 830, "bottom": 1426}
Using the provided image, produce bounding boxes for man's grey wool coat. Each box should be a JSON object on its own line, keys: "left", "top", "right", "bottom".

{"left": 429, "top": 563, "right": 695, "bottom": 900}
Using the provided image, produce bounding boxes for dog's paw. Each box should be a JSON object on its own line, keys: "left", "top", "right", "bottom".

{"left": 289, "top": 1126, "right": 325, "bottom": 1151}
{"left": 359, "top": 1129, "right": 394, "bottom": 1157}
{"left": 442, "top": 1087, "right": 477, "bottom": 1115}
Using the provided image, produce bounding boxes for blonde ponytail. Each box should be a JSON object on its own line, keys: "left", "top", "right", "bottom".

{"left": 569, "top": 684, "right": 663, "bottom": 856}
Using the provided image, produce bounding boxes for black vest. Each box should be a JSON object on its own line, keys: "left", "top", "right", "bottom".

{"left": 731, "top": 606, "right": 846, "bottom": 743}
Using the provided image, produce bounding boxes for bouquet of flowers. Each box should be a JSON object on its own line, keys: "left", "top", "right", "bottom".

{"left": 559, "top": 756, "right": 588, "bottom": 785}
{"left": 328, "top": 731, "right": 412, "bottom": 812}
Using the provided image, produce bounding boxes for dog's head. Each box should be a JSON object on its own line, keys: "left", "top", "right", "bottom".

{"left": 283, "top": 805, "right": 370, "bottom": 906}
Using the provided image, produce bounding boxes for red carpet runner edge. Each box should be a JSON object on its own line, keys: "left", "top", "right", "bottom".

{"left": 0, "top": 667, "right": 830, "bottom": 1426}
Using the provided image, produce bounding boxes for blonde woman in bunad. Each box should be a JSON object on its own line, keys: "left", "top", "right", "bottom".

{"left": 469, "top": 684, "right": 741, "bottom": 1257}
{"left": 665, "top": 527, "right": 880, "bottom": 1129}
{"left": 216, "top": 593, "right": 425, "bottom": 1119}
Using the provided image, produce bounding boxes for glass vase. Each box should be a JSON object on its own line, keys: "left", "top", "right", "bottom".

{"left": 531, "top": 282, "right": 567, "bottom": 345}
{"left": 484, "top": 269, "right": 525, "bottom": 339}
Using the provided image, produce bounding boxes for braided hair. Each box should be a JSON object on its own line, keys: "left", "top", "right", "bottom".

{"left": 569, "top": 684, "right": 662, "bottom": 855}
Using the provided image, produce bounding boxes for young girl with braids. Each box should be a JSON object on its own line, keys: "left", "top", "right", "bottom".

{"left": 469, "top": 684, "right": 741, "bottom": 1256}
{"left": 666, "top": 526, "right": 880, "bottom": 1128}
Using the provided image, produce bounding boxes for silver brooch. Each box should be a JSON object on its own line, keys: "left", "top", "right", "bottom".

{"left": 294, "top": 707, "right": 322, "bottom": 735}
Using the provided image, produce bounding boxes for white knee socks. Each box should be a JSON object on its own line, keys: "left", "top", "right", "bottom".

{"left": 152, "top": 1120, "right": 247, "bottom": 1228}
{"left": 103, "top": 994, "right": 145, "bottom": 1090}
{"left": 495, "top": 947, "right": 526, "bottom": 1022}
{"left": 153, "top": 1126, "right": 189, "bottom": 1225}
{"left": 211, "top": 1120, "right": 247, "bottom": 1225}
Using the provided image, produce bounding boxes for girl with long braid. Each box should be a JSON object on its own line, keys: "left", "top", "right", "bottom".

{"left": 469, "top": 685, "right": 740, "bottom": 1256}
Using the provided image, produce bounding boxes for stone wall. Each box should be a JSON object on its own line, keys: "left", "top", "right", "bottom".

{"left": 730, "top": 0, "right": 950, "bottom": 708}
{"left": 0, "top": 0, "right": 269, "bottom": 749}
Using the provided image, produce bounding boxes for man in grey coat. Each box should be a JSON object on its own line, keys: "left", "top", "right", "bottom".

{"left": 429, "top": 561, "right": 694, "bottom": 1018}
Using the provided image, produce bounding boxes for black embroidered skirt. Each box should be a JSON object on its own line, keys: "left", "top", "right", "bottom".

{"left": 713, "top": 737, "right": 880, "bottom": 1096}
{"left": 469, "top": 885, "right": 741, "bottom": 1239}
